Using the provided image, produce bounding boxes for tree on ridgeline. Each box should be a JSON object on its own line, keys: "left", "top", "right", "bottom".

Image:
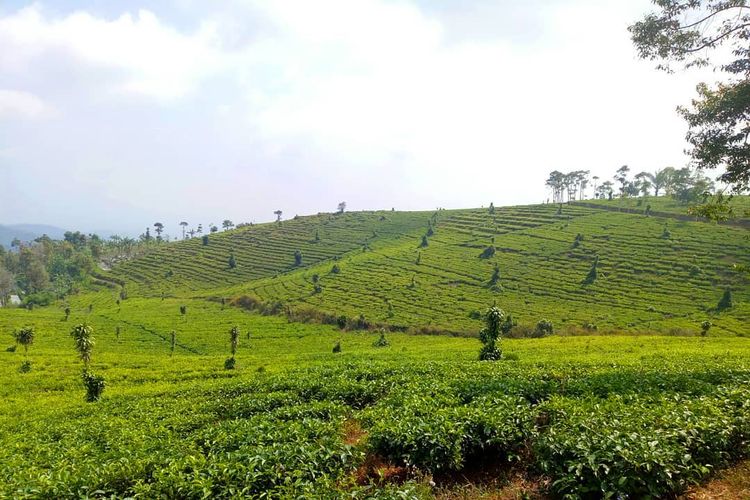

{"left": 631, "top": 1, "right": 750, "bottom": 193}
{"left": 222, "top": 220, "right": 234, "bottom": 231}
{"left": 153, "top": 222, "right": 164, "bottom": 241}
{"left": 337, "top": 202, "right": 346, "bottom": 214}
{"left": 274, "top": 210, "right": 283, "bottom": 223}
{"left": 179, "top": 221, "right": 188, "bottom": 239}
{"left": 488, "top": 202, "right": 495, "bottom": 214}
{"left": 614, "top": 165, "right": 630, "bottom": 197}
{"left": 596, "top": 181, "right": 614, "bottom": 200}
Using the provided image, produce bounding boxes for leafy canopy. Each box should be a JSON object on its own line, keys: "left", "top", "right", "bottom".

{"left": 630, "top": 0, "right": 750, "bottom": 192}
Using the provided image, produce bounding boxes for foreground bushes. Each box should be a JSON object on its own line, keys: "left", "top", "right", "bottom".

{"left": 1, "top": 361, "right": 748, "bottom": 498}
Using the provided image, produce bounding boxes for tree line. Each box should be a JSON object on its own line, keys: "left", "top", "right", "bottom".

{"left": 546, "top": 165, "right": 715, "bottom": 203}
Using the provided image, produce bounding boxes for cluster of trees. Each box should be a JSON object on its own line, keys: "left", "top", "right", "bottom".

{"left": 0, "top": 232, "right": 103, "bottom": 306}
{"left": 546, "top": 165, "right": 715, "bottom": 203}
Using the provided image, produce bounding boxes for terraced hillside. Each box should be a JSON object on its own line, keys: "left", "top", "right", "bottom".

{"left": 107, "top": 200, "right": 750, "bottom": 335}
{"left": 109, "top": 210, "right": 434, "bottom": 296}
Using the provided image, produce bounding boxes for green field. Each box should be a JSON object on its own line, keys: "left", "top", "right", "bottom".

{"left": 109, "top": 199, "right": 750, "bottom": 335}
{"left": 2, "top": 198, "right": 749, "bottom": 498}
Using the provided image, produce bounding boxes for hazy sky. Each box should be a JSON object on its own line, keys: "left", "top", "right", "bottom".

{"left": 0, "top": 0, "right": 718, "bottom": 237}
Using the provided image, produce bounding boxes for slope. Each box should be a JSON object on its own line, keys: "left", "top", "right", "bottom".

{"left": 105, "top": 200, "right": 750, "bottom": 335}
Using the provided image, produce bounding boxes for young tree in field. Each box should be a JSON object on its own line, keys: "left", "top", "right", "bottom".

{"left": 631, "top": 1, "right": 750, "bottom": 193}
{"left": 153, "top": 222, "right": 164, "bottom": 240}
{"left": 70, "top": 324, "right": 105, "bottom": 401}
{"left": 180, "top": 305, "right": 187, "bottom": 319}
{"left": 337, "top": 202, "right": 346, "bottom": 214}
{"left": 701, "top": 320, "right": 712, "bottom": 337}
{"left": 170, "top": 330, "right": 176, "bottom": 355}
{"left": 489, "top": 264, "right": 501, "bottom": 289}
{"left": 64, "top": 307, "right": 71, "bottom": 321}
{"left": 179, "top": 221, "right": 188, "bottom": 239}
{"left": 420, "top": 235, "right": 429, "bottom": 248}
{"left": 294, "top": 250, "right": 303, "bottom": 266}
{"left": 202, "top": 235, "right": 209, "bottom": 246}
{"left": 228, "top": 253, "right": 237, "bottom": 269}
{"left": 222, "top": 220, "right": 234, "bottom": 231}
{"left": 14, "top": 326, "right": 34, "bottom": 355}
{"left": 225, "top": 326, "right": 239, "bottom": 369}
{"left": 478, "top": 306, "right": 513, "bottom": 361}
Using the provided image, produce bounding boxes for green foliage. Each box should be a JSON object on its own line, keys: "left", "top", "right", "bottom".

{"left": 478, "top": 307, "right": 512, "bottom": 361}
{"left": 534, "top": 319, "right": 554, "bottom": 337}
{"left": 229, "top": 326, "right": 239, "bottom": 357}
{"left": 202, "top": 235, "right": 209, "bottom": 246}
{"left": 479, "top": 245, "right": 496, "bottom": 259}
{"left": 170, "top": 330, "right": 176, "bottom": 355}
{"left": 583, "top": 256, "right": 599, "bottom": 285}
{"left": 332, "top": 341, "right": 341, "bottom": 353}
{"left": 294, "top": 250, "right": 303, "bottom": 267}
{"left": 81, "top": 370, "right": 105, "bottom": 402}
{"left": 70, "top": 323, "right": 94, "bottom": 365}
{"left": 228, "top": 253, "right": 236, "bottom": 269}
{"left": 700, "top": 320, "right": 712, "bottom": 337}
{"left": 224, "top": 357, "right": 236, "bottom": 370}
{"left": 419, "top": 235, "right": 428, "bottom": 248}
{"left": 717, "top": 288, "right": 734, "bottom": 311}
{"left": 372, "top": 331, "right": 390, "bottom": 348}
{"left": 662, "top": 224, "right": 672, "bottom": 239}
{"left": 18, "top": 360, "right": 32, "bottom": 373}
{"left": 13, "top": 326, "right": 35, "bottom": 354}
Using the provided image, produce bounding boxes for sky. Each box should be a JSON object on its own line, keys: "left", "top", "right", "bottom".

{"left": 0, "top": 0, "right": 720, "bottom": 238}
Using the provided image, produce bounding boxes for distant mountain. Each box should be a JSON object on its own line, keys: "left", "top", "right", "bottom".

{"left": 0, "top": 224, "right": 68, "bottom": 248}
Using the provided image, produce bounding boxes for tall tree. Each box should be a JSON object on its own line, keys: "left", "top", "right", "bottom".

{"left": 614, "top": 165, "right": 631, "bottom": 197}
{"left": 222, "top": 220, "right": 234, "bottom": 231}
{"left": 153, "top": 223, "right": 164, "bottom": 240}
{"left": 274, "top": 210, "right": 283, "bottom": 222}
{"left": 179, "top": 221, "right": 188, "bottom": 239}
{"left": 630, "top": 1, "right": 750, "bottom": 192}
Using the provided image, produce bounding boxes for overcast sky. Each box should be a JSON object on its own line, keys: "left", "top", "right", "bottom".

{"left": 0, "top": 0, "right": 718, "bottom": 237}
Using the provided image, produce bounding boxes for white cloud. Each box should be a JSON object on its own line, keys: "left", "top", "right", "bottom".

{"left": 0, "top": 89, "right": 52, "bottom": 119}
{"left": 0, "top": 5, "right": 226, "bottom": 100}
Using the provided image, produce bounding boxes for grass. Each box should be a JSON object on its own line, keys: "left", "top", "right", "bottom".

{"left": 1, "top": 197, "right": 749, "bottom": 498}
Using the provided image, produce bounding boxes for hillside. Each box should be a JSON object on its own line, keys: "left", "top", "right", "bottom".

{"left": 105, "top": 199, "right": 750, "bottom": 335}
{"left": 0, "top": 223, "right": 67, "bottom": 248}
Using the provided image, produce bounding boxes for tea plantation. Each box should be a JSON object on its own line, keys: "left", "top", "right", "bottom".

{"left": 1, "top": 198, "right": 749, "bottom": 498}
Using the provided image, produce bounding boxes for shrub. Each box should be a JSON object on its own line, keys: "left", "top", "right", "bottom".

{"left": 415, "top": 252, "right": 421, "bottom": 265}
{"left": 19, "top": 360, "right": 32, "bottom": 373}
{"left": 717, "top": 288, "right": 733, "bottom": 311}
{"left": 336, "top": 315, "right": 348, "bottom": 330}
{"left": 332, "top": 341, "right": 341, "bottom": 353}
{"left": 419, "top": 235, "right": 429, "bottom": 248}
{"left": 224, "top": 357, "right": 236, "bottom": 370}
{"left": 202, "top": 235, "right": 209, "bottom": 246}
{"left": 373, "top": 332, "right": 390, "bottom": 347}
{"left": 331, "top": 264, "right": 341, "bottom": 274}
{"left": 700, "top": 321, "right": 712, "bottom": 337}
{"left": 583, "top": 256, "right": 599, "bottom": 285}
{"left": 662, "top": 225, "right": 671, "bottom": 239}
{"left": 13, "top": 326, "right": 35, "bottom": 355}
{"left": 534, "top": 319, "right": 554, "bottom": 337}
{"left": 479, "top": 245, "right": 496, "bottom": 259}
{"left": 489, "top": 264, "right": 500, "bottom": 289}
{"left": 81, "top": 370, "right": 105, "bottom": 402}
{"left": 479, "top": 307, "right": 513, "bottom": 361}
{"left": 294, "top": 250, "right": 303, "bottom": 266}
{"left": 313, "top": 284, "right": 323, "bottom": 294}
{"left": 228, "top": 253, "right": 236, "bottom": 269}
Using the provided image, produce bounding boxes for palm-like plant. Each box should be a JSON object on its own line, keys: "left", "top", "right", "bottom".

{"left": 179, "top": 221, "right": 188, "bottom": 239}
{"left": 14, "top": 326, "right": 35, "bottom": 355}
